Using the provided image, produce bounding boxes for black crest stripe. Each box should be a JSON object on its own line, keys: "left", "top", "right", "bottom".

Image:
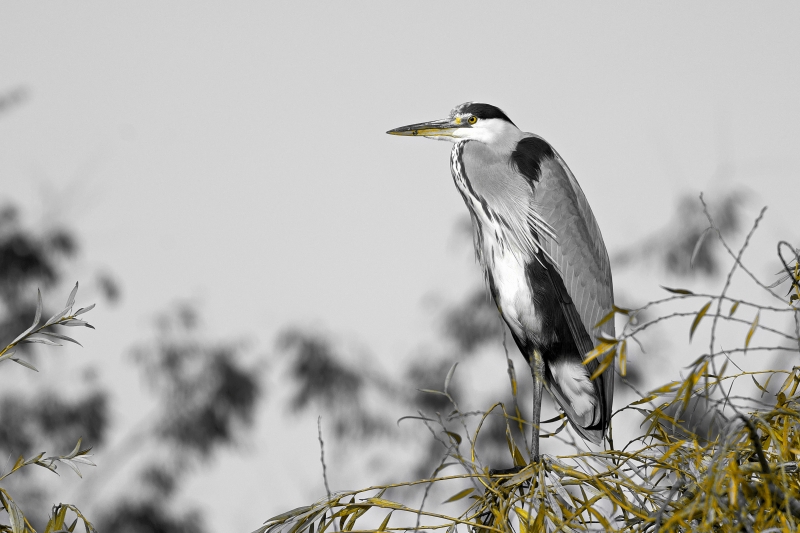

{"left": 511, "top": 136, "right": 555, "bottom": 183}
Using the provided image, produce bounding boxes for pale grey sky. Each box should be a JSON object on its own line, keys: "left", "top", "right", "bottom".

{"left": 2, "top": 2, "right": 799, "bottom": 531}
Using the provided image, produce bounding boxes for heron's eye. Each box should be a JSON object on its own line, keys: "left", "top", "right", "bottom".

{"left": 468, "top": 116, "right": 478, "bottom": 124}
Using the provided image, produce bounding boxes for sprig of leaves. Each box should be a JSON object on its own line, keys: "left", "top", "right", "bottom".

{"left": 0, "top": 283, "right": 95, "bottom": 372}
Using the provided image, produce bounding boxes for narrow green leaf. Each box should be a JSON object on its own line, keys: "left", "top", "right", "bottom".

{"left": 442, "top": 488, "right": 474, "bottom": 503}
{"left": 590, "top": 350, "right": 615, "bottom": 381}
{"left": 40, "top": 332, "right": 82, "bottom": 346}
{"left": 73, "top": 303, "right": 95, "bottom": 316}
{"left": 7, "top": 495, "right": 25, "bottom": 533}
{"left": 20, "top": 337, "right": 61, "bottom": 346}
{"left": 377, "top": 512, "right": 392, "bottom": 532}
{"left": 744, "top": 312, "right": 760, "bottom": 352}
{"left": 60, "top": 319, "right": 90, "bottom": 328}
{"left": 689, "top": 301, "right": 712, "bottom": 341}
{"left": 583, "top": 339, "right": 617, "bottom": 365}
{"left": 661, "top": 286, "right": 694, "bottom": 295}
{"left": 11, "top": 357, "right": 38, "bottom": 372}
{"left": 690, "top": 227, "right": 711, "bottom": 269}
{"left": 10, "top": 289, "right": 43, "bottom": 345}
{"left": 33, "top": 289, "right": 43, "bottom": 330}
{"left": 66, "top": 282, "right": 79, "bottom": 309}
{"left": 631, "top": 394, "right": 658, "bottom": 405}
{"left": 752, "top": 375, "right": 768, "bottom": 394}
{"left": 443, "top": 362, "right": 458, "bottom": 395}
{"left": 514, "top": 507, "right": 530, "bottom": 533}
{"left": 531, "top": 500, "right": 546, "bottom": 533}
{"left": 612, "top": 304, "right": 631, "bottom": 315}
{"left": 445, "top": 431, "right": 462, "bottom": 445}
{"left": 44, "top": 304, "right": 72, "bottom": 327}
{"left": 68, "top": 438, "right": 83, "bottom": 458}
{"left": 60, "top": 458, "right": 83, "bottom": 478}
{"left": 593, "top": 309, "right": 615, "bottom": 329}
{"left": 365, "top": 498, "right": 404, "bottom": 510}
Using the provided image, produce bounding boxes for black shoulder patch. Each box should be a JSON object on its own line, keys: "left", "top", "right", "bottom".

{"left": 511, "top": 136, "right": 555, "bottom": 183}
{"left": 455, "top": 102, "right": 515, "bottom": 125}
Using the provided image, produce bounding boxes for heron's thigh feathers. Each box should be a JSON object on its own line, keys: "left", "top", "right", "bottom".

{"left": 549, "top": 360, "right": 597, "bottom": 426}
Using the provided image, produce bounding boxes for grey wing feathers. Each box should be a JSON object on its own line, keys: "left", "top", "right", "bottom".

{"left": 534, "top": 152, "right": 615, "bottom": 437}
{"left": 536, "top": 154, "right": 614, "bottom": 342}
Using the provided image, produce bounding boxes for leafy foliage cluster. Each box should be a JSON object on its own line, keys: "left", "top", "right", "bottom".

{"left": 257, "top": 201, "right": 800, "bottom": 532}
{"left": 0, "top": 285, "right": 97, "bottom": 533}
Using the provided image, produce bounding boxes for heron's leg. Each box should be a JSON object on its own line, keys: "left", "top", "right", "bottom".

{"left": 530, "top": 349, "right": 545, "bottom": 461}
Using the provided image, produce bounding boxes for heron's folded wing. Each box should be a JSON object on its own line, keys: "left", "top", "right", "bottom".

{"left": 529, "top": 149, "right": 615, "bottom": 432}
{"left": 534, "top": 155, "right": 615, "bottom": 345}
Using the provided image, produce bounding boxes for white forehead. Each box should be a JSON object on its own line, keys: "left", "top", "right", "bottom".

{"left": 449, "top": 101, "right": 474, "bottom": 118}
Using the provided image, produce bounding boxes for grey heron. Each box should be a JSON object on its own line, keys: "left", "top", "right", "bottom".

{"left": 387, "top": 102, "right": 614, "bottom": 459}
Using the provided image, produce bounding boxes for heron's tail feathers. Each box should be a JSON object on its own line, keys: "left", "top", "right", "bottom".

{"left": 545, "top": 360, "right": 607, "bottom": 445}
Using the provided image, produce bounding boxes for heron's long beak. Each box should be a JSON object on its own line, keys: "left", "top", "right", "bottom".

{"left": 386, "top": 117, "right": 466, "bottom": 138}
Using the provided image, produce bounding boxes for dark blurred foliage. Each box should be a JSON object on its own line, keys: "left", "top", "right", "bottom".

{"left": 0, "top": 205, "right": 77, "bottom": 351}
{"left": 280, "top": 330, "right": 363, "bottom": 411}
{"left": 278, "top": 285, "right": 515, "bottom": 474}
{"left": 0, "top": 203, "right": 99, "bottom": 437}
{"left": 615, "top": 191, "right": 744, "bottom": 277}
{"left": 132, "top": 304, "right": 260, "bottom": 457}
{"left": 280, "top": 329, "right": 387, "bottom": 438}
{"left": 0, "top": 197, "right": 261, "bottom": 532}
{"left": 101, "top": 502, "right": 203, "bottom": 533}
{"left": 96, "top": 303, "right": 263, "bottom": 532}
{"left": 0, "top": 201, "right": 114, "bottom": 531}
{"left": 441, "top": 289, "right": 500, "bottom": 353}
{"left": 0, "top": 391, "right": 108, "bottom": 455}
{"left": 96, "top": 270, "right": 122, "bottom": 304}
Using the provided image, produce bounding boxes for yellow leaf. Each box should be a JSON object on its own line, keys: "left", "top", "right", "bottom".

{"left": 729, "top": 300, "right": 739, "bottom": 316}
{"left": 594, "top": 309, "right": 616, "bottom": 329}
{"left": 377, "top": 512, "right": 392, "bottom": 532}
{"left": 752, "top": 375, "right": 768, "bottom": 394}
{"left": 442, "top": 488, "right": 474, "bottom": 504}
{"left": 531, "top": 500, "right": 546, "bottom": 533}
{"left": 619, "top": 340, "right": 627, "bottom": 376}
{"left": 661, "top": 286, "right": 694, "bottom": 295}
{"left": 514, "top": 507, "right": 530, "bottom": 533}
{"left": 583, "top": 340, "right": 616, "bottom": 365}
{"left": 590, "top": 350, "right": 615, "bottom": 381}
{"left": 744, "top": 312, "right": 759, "bottom": 352}
{"left": 631, "top": 394, "right": 658, "bottom": 405}
{"left": 689, "top": 301, "right": 712, "bottom": 341}
{"left": 445, "top": 431, "right": 462, "bottom": 445}
{"left": 365, "top": 498, "right": 404, "bottom": 510}
{"left": 649, "top": 382, "right": 681, "bottom": 395}
{"left": 659, "top": 440, "right": 686, "bottom": 463}
{"left": 779, "top": 370, "right": 796, "bottom": 395}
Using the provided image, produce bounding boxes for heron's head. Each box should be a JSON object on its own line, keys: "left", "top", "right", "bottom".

{"left": 387, "top": 102, "right": 520, "bottom": 147}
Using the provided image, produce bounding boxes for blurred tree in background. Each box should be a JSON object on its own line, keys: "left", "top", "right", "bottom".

{"left": 1, "top": 86, "right": 262, "bottom": 533}
{"left": 0, "top": 204, "right": 262, "bottom": 532}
